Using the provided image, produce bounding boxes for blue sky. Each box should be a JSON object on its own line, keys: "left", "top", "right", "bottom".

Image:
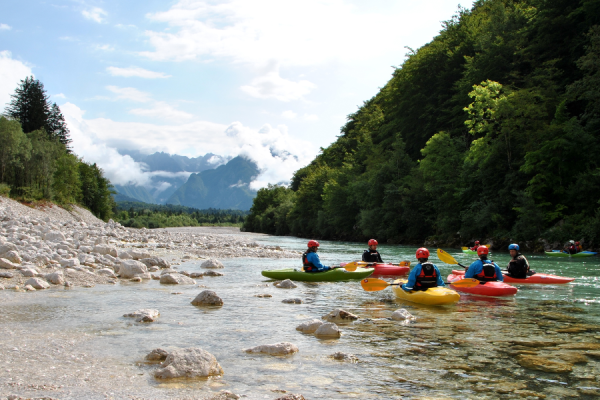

{"left": 1, "top": 0, "right": 474, "bottom": 189}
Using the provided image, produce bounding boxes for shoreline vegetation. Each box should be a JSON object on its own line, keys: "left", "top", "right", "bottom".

{"left": 242, "top": 0, "right": 600, "bottom": 253}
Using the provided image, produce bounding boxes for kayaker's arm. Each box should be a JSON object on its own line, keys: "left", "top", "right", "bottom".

{"left": 464, "top": 260, "right": 481, "bottom": 279}
{"left": 401, "top": 265, "right": 421, "bottom": 291}
{"left": 494, "top": 263, "right": 504, "bottom": 282}
{"left": 306, "top": 252, "right": 331, "bottom": 272}
{"left": 434, "top": 265, "right": 446, "bottom": 287}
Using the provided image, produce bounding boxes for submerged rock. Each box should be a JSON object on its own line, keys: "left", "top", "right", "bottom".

{"left": 208, "top": 390, "right": 241, "bottom": 400}
{"left": 314, "top": 322, "right": 341, "bottom": 338}
{"left": 515, "top": 354, "right": 572, "bottom": 373}
{"left": 203, "top": 270, "right": 224, "bottom": 277}
{"left": 391, "top": 308, "right": 415, "bottom": 321}
{"left": 255, "top": 294, "right": 272, "bottom": 298}
{"left": 244, "top": 342, "right": 298, "bottom": 356}
{"left": 124, "top": 309, "right": 160, "bottom": 322}
{"left": 145, "top": 348, "right": 169, "bottom": 362}
{"left": 275, "top": 279, "right": 297, "bottom": 289}
{"left": 201, "top": 259, "right": 224, "bottom": 269}
{"left": 282, "top": 298, "right": 302, "bottom": 304}
{"left": 275, "top": 394, "right": 306, "bottom": 400}
{"left": 322, "top": 308, "right": 358, "bottom": 322}
{"left": 330, "top": 352, "right": 358, "bottom": 362}
{"left": 296, "top": 319, "right": 324, "bottom": 334}
{"left": 191, "top": 290, "right": 223, "bottom": 306}
{"left": 153, "top": 347, "right": 223, "bottom": 379}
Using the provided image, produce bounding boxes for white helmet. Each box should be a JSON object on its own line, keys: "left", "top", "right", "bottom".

{"left": 570, "top": 240, "right": 575, "bottom": 244}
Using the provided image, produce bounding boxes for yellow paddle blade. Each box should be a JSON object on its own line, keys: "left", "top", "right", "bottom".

{"left": 448, "top": 278, "right": 479, "bottom": 288}
{"left": 360, "top": 278, "right": 390, "bottom": 292}
{"left": 398, "top": 261, "right": 410, "bottom": 267}
{"left": 437, "top": 248, "right": 459, "bottom": 265}
{"left": 342, "top": 261, "right": 371, "bottom": 271}
{"left": 461, "top": 247, "right": 468, "bottom": 250}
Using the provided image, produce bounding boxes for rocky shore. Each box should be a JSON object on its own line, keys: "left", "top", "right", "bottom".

{"left": 0, "top": 196, "right": 299, "bottom": 292}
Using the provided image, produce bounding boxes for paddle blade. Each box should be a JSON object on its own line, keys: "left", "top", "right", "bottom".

{"left": 398, "top": 261, "right": 410, "bottom": 267}
{"left": 343, "top": 261, "right": 371, "bottom": 271}
{"left": 437, "top": 248, "right": 459, "bottom": 265}
{"left": 448, "top": 278, "right": 479, "bottom": 288}
{"left": 461, "top": 247, "right": 468, "bottom": 250}
{"left": 360, "top": 278, "right": 391, "bottom": 292}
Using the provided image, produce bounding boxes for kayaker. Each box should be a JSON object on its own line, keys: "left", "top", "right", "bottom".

{"left": 401, "top": 248, "right": 445, "bottom": 291}
{"left": 565, "top": 240, "right": 578, "bottom": 254}
{"left": 469, "top": 240, "right": 480, "bottom": 251}
{"left": 362, "top": 239, "right": 383, "bottom": 263}
{"left": 464, "top": 246, "right": 504, "bottom": 282}
{"left": 506, "top": 243, "right": 534, "bottom": 279}
{"left": 576, "top": 241, "right": 583, "bottom": 253}
{"left": 302, "top": 240, "right": 332, "bottom": 273}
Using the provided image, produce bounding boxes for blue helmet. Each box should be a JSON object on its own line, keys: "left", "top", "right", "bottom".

{"left": 508, "top": 243, "right": 519, "bottom": 251}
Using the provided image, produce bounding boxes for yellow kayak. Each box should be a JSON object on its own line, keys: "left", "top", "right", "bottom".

{"left": 391, "top": 279, "right": 460, "bottom": 306}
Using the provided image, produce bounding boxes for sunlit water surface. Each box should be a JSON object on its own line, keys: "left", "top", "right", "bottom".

{"left": 1, "top": 234, "right": 599, "bottom": 399}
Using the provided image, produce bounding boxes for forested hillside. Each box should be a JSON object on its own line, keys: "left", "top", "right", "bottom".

{"left": 243, "top": 0, "right": 600, "bottom": 250}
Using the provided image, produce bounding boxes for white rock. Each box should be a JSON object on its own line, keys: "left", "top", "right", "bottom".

{"left": 296, "top": 319, "right": 324, "bottom": 334}
{"left": 314, "top": 322, "right": 341, "bottom": 338}
{"left": 93, "top": 245, "right": 115, "bottom": 255}
{"left": 201, "top": 259, "right": 224, "bottom": 269}
{"left": 97, "top": 268, "right": 116, "bottom": 278}
{"left": 4, "top": 250, "right": 21, "bottom": 264}
{"left": 118, "top": 260, "right": 148, "bottom": 279}
{"left": 203, "top": 270, "right": 224, "bottom": 277}
{"left": 191, "top": 290, "right": 223, "bottom": 306}
{"left": 129, "top": 249, "right": 151, "bottom": 260}
{"left": 322, "top": 309, "right": 359, "bottom": 322}
{"left": 118, "top": 251, "right": 133, "bottom": 260}
{"left": 45, "top": 271, "right": 65, "bottom": 285}
{"left": 391, "top": 308, "right": 416, "bottom": 321}
{"left": 60, "top": 258, "right": 80, "bottom": 268}
{"left": 123, "top": 309, "right": 160, "bottom": 322}
{"left": 243, "top": 342, "right": 298, "bottom": 356}
{"left": 0, "top": 258, "right": 17, "bottom": 269}
{"left": 19, "top": 268, "right": 38, "bottom": 277}
{"left": 160, "top": 273, "right": 196, "bottom": 285}
{"left": 25, "top": 277, "right": 50, "bottom": 289}
{"left": 78, "top": 245, "right": 93, "bottom": 253}
{"left": 275, "top": 279, "right": 297, "bottom": 289}
{"left": 0, "top": 243, "right": 18, "bottom": 256}
{"left": 153, "top": 348, "right": 223, "bottom": 379}
{"left": 44, "top": 232, "right": 66, "bottom": 242}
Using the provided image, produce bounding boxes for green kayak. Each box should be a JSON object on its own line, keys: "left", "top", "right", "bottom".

{"left": 545, "top": 250, "right": 597, "bottom": 258}
{"left": 261, "top": 267, "right": 374, "bottom": 282}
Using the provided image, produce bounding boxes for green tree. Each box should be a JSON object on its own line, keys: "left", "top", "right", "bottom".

{"left": 0, "top": 117, "right": 31, "bottom": 183}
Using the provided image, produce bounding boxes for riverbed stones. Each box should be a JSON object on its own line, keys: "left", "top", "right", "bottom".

{"left": 274, "top": 394, "right": 305, "bottom": 400}
{"left": 24, "top": 277, "right": 50, "bottom": 290}
{"left": 391, "top": 308, "right": 415, "bottom": 321}
{"left": 129, "top": 249, "right": 151, "bottom": 260}
{"left": 244, "top": 342, "right": 299, "bottom": 356}
{"left": 0, "top": 271, "right": 13, "bottom": 278}
{"left": 255, "top": 293, "right": 272, "bottom": 298}
{"left": 160, "top": 273, "right": 196, "bottom": 285}
{"left": 191, "top": 290, "right": 223, "bottom": 306}
{"left": 59, "top": 258, "right": 80, "bottom": 268}
{"left": 153, "top": 347, "right": 223, "bottom": 379}
{"left": 275, "top": 279, "right": 297, "bottom": 289}
{"left": 124, "top": 309, "right": 160, "bottom": 322}
{"left": 203, "top": 270, "right": 224, "bottom": 277}
{"left": 515, "top": 354, "right": 573, "bottom": 373}
{"left": 0, "top": 258, "right": 17, "bottom": 269}
{"left": 201, "top": 259, "right": 224, "bottom": 269}
{"left": 19, "top": 268, "right": 38, "bottom": 277}
{"left": 559, "top": 342, "right": 600, "bottom": 350}
{"left": 296, "top": 320, "right": 323, "bottom": 333}
{"left": 145, "top": 348, "right": 169, "bottom": 362}
{"left": 330, "top": 352, "right": 358, "bottom": 362}
{"left": 282, "top": 298, "right": 302, "bottom": 304}
{"left": 118, "top": 260, "right": 148, "bottom": 279}
{"left": 44, "top": 271, "right": 64, "bottom": 285}
{"left": 208, "top": 390, "right": 241, "bottom": 400}
{"left": 97, "top": 268, "right": 116, "bottom": 278}
{"left": 322, "top": 309, "right": 358, "bottom": 322}
{"left": 314, "top": 322, "right": 341, "bottom": 338}
{"left": 4, "top": 250, "right": 21, "bottom": 263}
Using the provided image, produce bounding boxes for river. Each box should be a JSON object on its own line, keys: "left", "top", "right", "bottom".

{"left": 1, "top": 232, "right": 599, "bottom": 399}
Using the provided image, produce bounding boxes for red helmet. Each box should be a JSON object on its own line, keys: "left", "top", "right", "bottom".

{"left": 475, "top": 240, "right": 480, "bottom": 245}
{"left": 576, "top": 241, "right": 580, "bottom": 245}
{"left": 416, "top": 247, "right": 429, "bottom": 259}
{"left": 477, "top": 246, "right": 489, "bottom": 256}
{"left": 307, "top": 240, "right": 320, "bottom": 248}
{"left": 368, "top": 239, "right": 378, "bottom": 246}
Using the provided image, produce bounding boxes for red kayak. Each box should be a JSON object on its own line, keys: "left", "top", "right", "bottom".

{"left": 451, "top": 270, "right": 575, "bottom": 284}
{"left": 447, "top": 274, "right": 517, "bottom": 297}
{"left": 340, "top": 262, "right": 410, "bottom": 276}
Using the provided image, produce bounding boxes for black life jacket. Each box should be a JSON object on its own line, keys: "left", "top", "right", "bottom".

{"left": 476, "top": 260, "right": 498, "bottom": 282}
{"left": 362, "top": 249, "right": 382, "bottom": 263}
{"left": 507, "top": 254, "right": 529, "bottom": 279}
{"left": 414, "top": 262, "right": 438, "bottom": 290}
{"left": 302, "top": 250, "right": 317, "bottom": 272}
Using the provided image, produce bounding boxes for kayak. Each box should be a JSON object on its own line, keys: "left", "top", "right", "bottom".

{"left": 339, "top": 262, "right": 410, "bottom": 276}
{"left": 390, "top": 279, "right": 460, "bottom": 306}
{"left": 462, "top": 245, "right": 490, "bottom": 254}
{"left": 447, "top": 274, "right": 517, "bottom": 297}
{"left": 261, "top": 268, "right": 374, "bottom": 282}
{"left": 451, "top": 269, "right": 575, "bottom": 285}
{"left": 545, "top": 250, "right": 597, "bottom": 258}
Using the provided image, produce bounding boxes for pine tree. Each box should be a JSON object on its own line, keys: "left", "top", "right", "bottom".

{"left": 47, "top": 102, "right": 72, "bottom": 150}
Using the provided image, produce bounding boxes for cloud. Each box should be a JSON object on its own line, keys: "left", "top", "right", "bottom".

{"left": 107, "top": 66, "right": 171, "bottom": 79}
{"left": 106, "top": 85, "right": 152, "bottom": 102}
{"left": 54, "top": 93, "right": 66, "bottom": 99}
{"left": 281, "top": 110, "right": 297, "bottom": 119}
{"left": 240, "top": 61, "right": 316, "bottom": 102}
{"left": 82, "top": 7, "right": 107, "bottom": 23}
{"left": 0, "top": 51, "right": 33, "bottom": 109}
{"left": 303, "top": 113, "right": 319, "bottom": 121}
{"left": 129, "top": 101, "right": 193, "bottom": 121}
{"left": 96, "top": 44, "right": 114, "bottom": 51}
{"left": 61, "top": 102, "right": 317, "bottom": 190}
{"left": 0, "top": 24, "right": 11, "bottom": 30}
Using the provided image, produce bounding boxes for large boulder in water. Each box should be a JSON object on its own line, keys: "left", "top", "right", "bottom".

{"left": 201, "top": 259, "right": 224, "bottom": 269}
{"left": 118, "top": 260, "right": 148, "bottom": 278}
{"left": 322, "top": 308, "right": 358, "bottom": 322}
{"left": 243, "top": 342, "right": 298, "bottom": 356}
{"left": 160, "top": 273, "right": 196, "bottom": 285}
{"left": 191, "top": 290, "right": 223, "bottom": 306}
{"left": 153, "top": 348, "right": 223, "bottom": 379}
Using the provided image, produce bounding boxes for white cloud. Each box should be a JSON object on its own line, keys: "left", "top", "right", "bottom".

{"left": 303, "top": 113, "right": 319, "bottom": 121}
{"left": 106, "top": 85, "right": 152, "bottom": 102}
{"left": 62, "top": 102, "right": 317, "bottom": 189}
{"left": 281, "top": 110, "right": 297, "bottom": 119}
{"left": 107, "top": 66, "right": 171, "bottom": 79}
{"left": 82, "top": 7, "right": 107, "bottom": 23}
{"left": 0, "top": 24, "right": 11, "bottom": 30}
{"left": 0, "top": 51, "right": 33, "bottom": 109}
{"left": 241, "top": 61, "right": 316, "bottom": 102}
{"left": 54, "top": 93, "right": 66, "bottom": 99}
{"left": 96, "top": 44, "right": 114, "bottom": 51}
{"left": 129, "top": 101, "right": 193, "bottom": 121}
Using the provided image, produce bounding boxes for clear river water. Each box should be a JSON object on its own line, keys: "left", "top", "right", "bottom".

{"left": 1, "top": 232, "right": 599, "bottom": 399}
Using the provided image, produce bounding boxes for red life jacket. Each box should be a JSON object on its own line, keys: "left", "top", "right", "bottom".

{"left": 302, "top": 251, "right": 317, "bottom": 272}
{"left": 476, "top": 260, "right": 498, "bottom": 282}
{"left": 415, "top": 262, "right": 438, "bottom": 290}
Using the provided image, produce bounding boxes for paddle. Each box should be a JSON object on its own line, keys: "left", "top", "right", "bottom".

{"left": 437, "top": 248, "right": 468, "bottom": 269}
{"left": 360, "top": 277, "right": 479, "bottom": 292}
{"left": 343, "top": 260, "right": 411, "bottom": 271}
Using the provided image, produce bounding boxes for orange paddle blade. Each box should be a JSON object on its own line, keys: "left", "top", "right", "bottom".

{"left": 448, "top": 278, "right": 479, "bottom": 288}
{"left": 360, "top": 278, "right": 392, "bottom": 292}
{"left": 398, "top": 261, "right": 410, "bottom": 267}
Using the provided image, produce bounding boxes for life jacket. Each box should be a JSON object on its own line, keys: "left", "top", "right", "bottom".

{"left": 507, "top": 254, "right": 529, "bottom": 279}
{"left": 567, "top": 245, "right": 577, "bottom": 254}
{"left": 302, "top": 250, "right": 317, "bottom": 272}
{"left": 362, "top": 249, "right": 382, "bottom": 263}
{"left": 475, "top": 260, "right": 498, "bottom": 282}
{"left": 414, "top": 262, "right": 438, "bottom": 290}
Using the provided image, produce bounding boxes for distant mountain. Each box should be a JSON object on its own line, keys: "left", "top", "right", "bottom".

{"left": 166, "top": 156, "right": 259, "bottom": 210}
{"left": 112, "top": 151, "right": 230, "bottom": 204}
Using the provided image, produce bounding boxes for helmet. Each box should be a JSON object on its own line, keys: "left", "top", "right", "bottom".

{"left": 570, "top": 240, "right": 575, "bottom": 244}
{"left": 416, "top": 248, "right": 430, "bottom": 259}
{"left": 475, "top": 240, "right": 480, "bottom": 245}
{"left": 576, "top": 241, "right": 580, "bottom": 245}
{"left": 508, "top": 243, "right": 519, "bottom": 251}
{"left": 368, "top": 239, "right": 378, "bottom": 246}
{"left": 307, "top": 240, "right": 320, "bottom": 248}
{"left": 477, "top": 246, "right": 489, "bottom": 256}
